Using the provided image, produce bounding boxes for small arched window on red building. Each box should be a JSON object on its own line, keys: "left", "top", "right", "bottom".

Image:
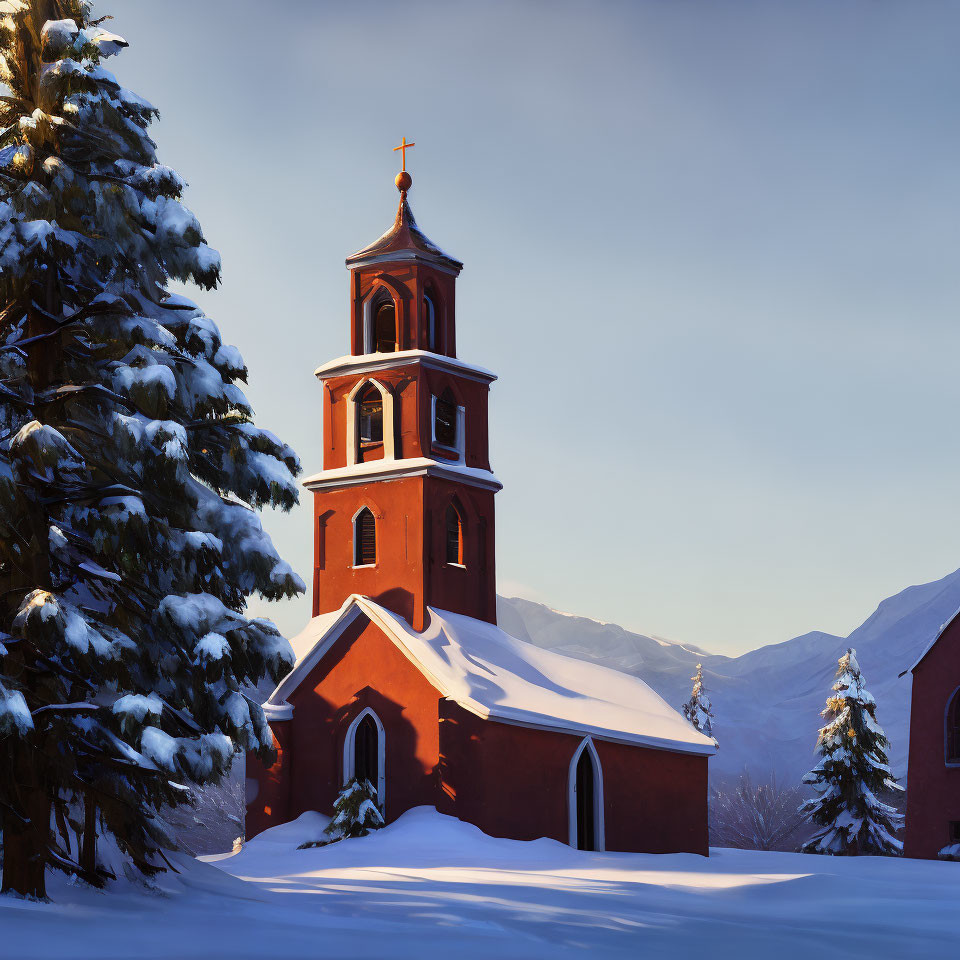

{"left": 354, "top": 507, "right": 376, "bottom": 566}
{"left": 434, "top": 388, "right": 457, "bottom": 449}
{"left": 357, "top": 384, "right": 383, "bottom": 444}
{"left": 375, "top": 300, "right": 396, "bottom": 353}
{"left": 947, "top": 688, "right": 960, "bottom": 763}
{"left": 445, "top": 502, "right": 464, "bottom": 566}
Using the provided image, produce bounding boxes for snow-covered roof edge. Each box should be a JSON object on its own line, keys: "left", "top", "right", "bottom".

{"left": 315, "top": 350, "right": 496, "bottom": 385}
{"left": 901, "top": 604, "right": 960, "bottom": 677}
{"left": 266, "top": 596, "right": 716, "bottom": 756}
{"left": 301, "top": 458, "right": 502, "bottom": 493}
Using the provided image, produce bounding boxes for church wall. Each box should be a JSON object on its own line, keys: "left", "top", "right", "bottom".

{"left": 439, "top": 702, "right": 709, "bottom": 854}
{"left": 313, "top": 477, "right": 426, "bottom": 627}
{"left": 904, "top": 623, "right": 960, "bottom": 859}
{"left": 245, "top": 615, "right": 444, "bottom": 840}
{"left": 245, "top": 720, "right": 293, "bottom": 840}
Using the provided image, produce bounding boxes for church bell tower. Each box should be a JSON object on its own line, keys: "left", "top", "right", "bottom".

{"left": 305, "top": 140, "right": 501, "bottom": 631}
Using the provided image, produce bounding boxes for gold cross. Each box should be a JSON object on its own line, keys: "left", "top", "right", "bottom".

{"left": 393, "top": 136, "right": 415, "bottom": 172}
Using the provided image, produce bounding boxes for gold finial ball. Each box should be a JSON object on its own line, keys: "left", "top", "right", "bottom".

{"left": 395, "top": 170, "right": 412, "bottom": 192}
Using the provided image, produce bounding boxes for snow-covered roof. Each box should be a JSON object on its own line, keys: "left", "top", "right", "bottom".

{"left": 346, "top": 197, "right": 462, "bottom": 273}
{"left": 301, "top": 457, "right": 502, "bottom": 493}
{"left": 314, "top": 350, "right": 496, "bottom": 385}
{"left": 266, "top": 596, "right": 716, "bottom": 756}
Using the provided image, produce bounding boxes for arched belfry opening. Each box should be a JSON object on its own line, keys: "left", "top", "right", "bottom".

{"left": 374, "top": 298, "right": 396, "bottom": 353}
{"left": 424, "top": 290, "right": 439, "bottom": 352}
{"left": 353, "top": 507, "right": 376, "bottom": 566}
{"left": 445, "top": 500, "right": 464, "bottom": 565}
{"left": 569, "top": 738, "right": 604, "bottom": 851}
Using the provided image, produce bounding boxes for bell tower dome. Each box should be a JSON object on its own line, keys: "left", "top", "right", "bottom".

{"left": 304, "top": 144, "right": 501, "bottom": 631}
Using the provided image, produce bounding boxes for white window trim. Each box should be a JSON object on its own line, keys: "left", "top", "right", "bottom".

{"left": 568, "top": 736, "right": 605, "bottom": 851}
{"left": 351, "top": 505, "right": 377, "bottom": 568}
{"left": 347, "top": 378, "right": 395, "bottom": 466}
{"left": 430, "top": 394, "right": 466, "bottom": 465}
{"left": 343, "top": 706, "right": 386, "bottom": 813}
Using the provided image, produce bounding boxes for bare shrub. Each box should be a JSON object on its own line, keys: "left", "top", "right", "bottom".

{"left": 710, "top": 773, "right": 809, "bottom": 851}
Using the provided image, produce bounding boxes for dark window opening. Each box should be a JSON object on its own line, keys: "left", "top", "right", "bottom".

{"left": 375, "top": 301, "right": 396, "bottom": 353}
{"left": 354, "top": 508, "right": 376, "bottom": 566}
{"left": 354, "top": 713, "right": 379, "bottom": 797}
{"left": 575, "top": 747, "right": 596, "bottom": 851}
{"left": 434, "top": 389, "right": 457, "bottom": 448}
{"left": 424, "top": 293, "right": 437, "bottom": 351}
{"left": 948, "top": 689, "right": 960, "bottom": 762}
{"left": 445, "top": 503, "right": 463, "bottom": 565}
{"left": 358, "top": 385, "right": 383, "bottom": 443}
{"left": 951, "top": 821, "right": 960, "bottom": 844}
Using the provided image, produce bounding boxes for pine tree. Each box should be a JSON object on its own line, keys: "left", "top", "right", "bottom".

{"left": 682, "top": 663, "right": 716, "bottom": 743}
{"left": 0, "top": 2, "right": 303, "bottom": 896}
{"left": 325, "top": 778, "right": 384, "bottom": 840}
{"left": 799, "top": 648, "right": 903, "bottom": 856}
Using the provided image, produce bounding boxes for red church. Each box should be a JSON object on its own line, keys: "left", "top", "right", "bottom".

{"left": 245, "top": 149, "right": 716, "bottom": 854}
{"left": 904, "top": 613, "right": 960, "bottom": 859}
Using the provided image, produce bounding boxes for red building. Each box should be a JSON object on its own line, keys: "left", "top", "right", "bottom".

{"left": 904, "top": 615, "right": 960, "bottom": 859}
{"left": 246, "top": 163, "right": 716, "bottom": 853}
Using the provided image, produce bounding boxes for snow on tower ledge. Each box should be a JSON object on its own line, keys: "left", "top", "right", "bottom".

{"left": 265, "top": 596, "right": 717, "bottom": 756}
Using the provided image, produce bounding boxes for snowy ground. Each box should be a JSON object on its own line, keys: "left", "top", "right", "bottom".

{"left": 2, "top": 808, "right": 957, "bottom": 959}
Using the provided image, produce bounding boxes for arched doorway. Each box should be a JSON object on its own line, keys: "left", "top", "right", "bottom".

{"left": 569, "top": 737, "right": 604, "bottom": 851}
{"left": 344, "top": 708, "right": 385, "bottom": 812}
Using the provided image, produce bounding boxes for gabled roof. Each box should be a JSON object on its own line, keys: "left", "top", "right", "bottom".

{"left": 265, "top": 596, "right": 717, "bottom": 757}
{"left": 345, "top": 197, "right": 463, "bottom": 273}
{"left": 902, "top": 604, "right": 960, "bottom": 676}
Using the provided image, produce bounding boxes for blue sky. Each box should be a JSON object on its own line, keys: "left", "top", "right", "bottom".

{"left": 113, "top": 0, "right": 959, "bottom": 655}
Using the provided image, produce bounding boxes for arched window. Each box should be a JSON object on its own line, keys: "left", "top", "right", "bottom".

{"left": 375, "top": 300, "right": 396, "bottom": 353}
{"left": 343, "top": 707, "right": 385, "bottom": 811}
{"left": 434, "top": 388, "right": 457, "bottom": 448}
{"left": 357, "top": 384, "right": 383, "bottom": 444}
{"left": 354, "top": 507, "right": 376, "bottom": 566}
{"left": 424, "top": 293, "right": 437, "bottom": 351}
{"left": 947, "top": 688, "right": 960, "bottom": 763}
{"left": 445, "top": 502, "right": 464, "bottom": 565}
{"left": 568, "top": 737, "right": 604, "bottom": 851}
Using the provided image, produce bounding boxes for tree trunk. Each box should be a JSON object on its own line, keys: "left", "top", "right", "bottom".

{"left": 1, "top": 787, "right": 49, "bottom": 898}
{"left": 80, "top": 795, "right": 97, "bottom": 878}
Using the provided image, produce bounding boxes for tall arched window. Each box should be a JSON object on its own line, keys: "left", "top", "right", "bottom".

{"left": 354, "top": 713, "right": 379, "bottom": 789}
{"left": 357, "top": 384, "right": 383, "bottom": 444}
{"left": 354, "top": 507, "right": 376, "bottom": 566}
{"left": 445, "top": 502, "right": 464, "bottom": 565}
{"left": 947, "top": 688, "right": 960, "bottom": 763}
{"left": 568, "top": 737, "right": 604, "bottom": 851}
{"left": 375, "top": 300, "right": 396, "bottom": 353}
{"left": 424, "top": 293, "right": 437, "bottom": 351}
{"left": 434, "top": 388, "right": 457, "bottom": 448}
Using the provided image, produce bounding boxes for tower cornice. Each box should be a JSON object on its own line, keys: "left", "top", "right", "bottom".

{"left": 314, "top": 349, "right": 497, "bottom": 385}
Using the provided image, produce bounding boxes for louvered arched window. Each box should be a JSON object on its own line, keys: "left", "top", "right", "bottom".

{"left": 354, "top": 507, "right": 376, "bottom": 566}
{"left": 445, "top": 502, "right": 464, "bottom": 565}
{"left": 947, "top": 688, "right": 960, "bottom": 763}
{"left": 375, "top": 300, "right": 396, "bottom": 353}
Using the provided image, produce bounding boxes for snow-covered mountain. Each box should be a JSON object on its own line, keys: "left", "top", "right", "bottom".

{"left": 497, "top": 567, "right": 960, "bottom": 785}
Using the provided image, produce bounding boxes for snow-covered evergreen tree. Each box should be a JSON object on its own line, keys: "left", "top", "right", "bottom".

{"left": 325, "top": 779, "right": 384, "bottom": 840}
{"left": 0, "top": 1, "right": 303, "bottom": 896}
{"left": 682, "top": 663, "right": 715, "bottom": 743}
{"left": 799, "top": 648, "right": 903, "bottom": 856}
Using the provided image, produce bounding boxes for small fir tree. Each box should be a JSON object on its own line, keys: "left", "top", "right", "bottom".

{"left": 682, "top": 663, "right": 716, "bottom": 743}
{"left": 325, "top": 779, "right": 384, "bottom": 840}
{"left": 0, "top": 1, "right": 303, "bottom": 896}
{"left": 799, "top": 648, "right": 903, "bottom": 856}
